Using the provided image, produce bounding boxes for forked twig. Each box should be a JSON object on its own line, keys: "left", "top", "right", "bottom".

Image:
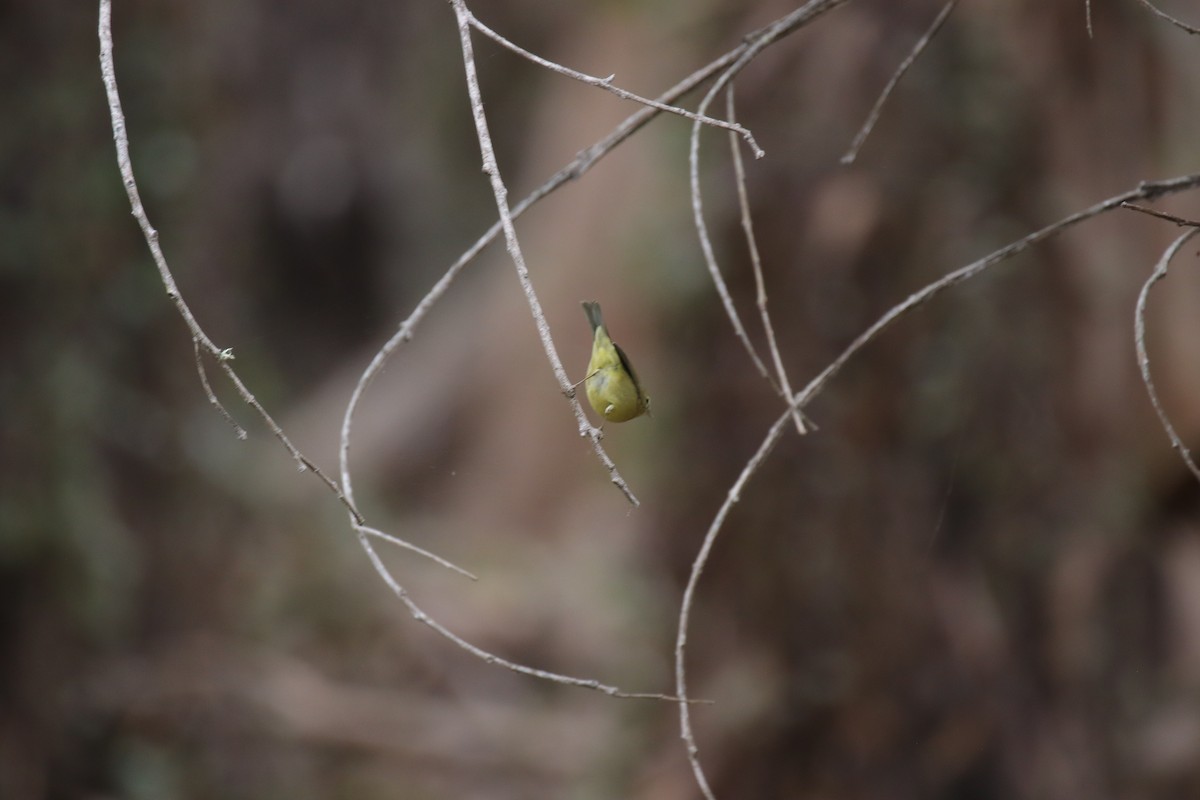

{"left": 841, "top": 0, "right": 959, "bottom": 165}
{"left": 193, "top": 340, "right": 247, "bottom": 440}
{"left": 100, "top": 0, "right": 362, "bottom": 523}
{"left": 1134, "top": 229, "right": 1200, "bottom": 483}
{"left": 466, "top": 10, "right": 763, "bottom": 157}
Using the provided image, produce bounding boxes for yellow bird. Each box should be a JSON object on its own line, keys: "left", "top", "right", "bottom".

{"left": 581, "top": 301, "right": 650, "bottom": 423}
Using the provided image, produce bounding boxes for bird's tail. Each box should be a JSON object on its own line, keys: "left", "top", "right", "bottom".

{"left": 581, "top": 301, "right": 604, "bottom": 333}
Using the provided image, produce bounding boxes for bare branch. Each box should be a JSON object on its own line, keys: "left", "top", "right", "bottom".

{"left": 100, "top": 0, "right": 363, "bottom": 524}
{"left": 1121, "top": 201, "right": 1200, "bottom": 227}
{"left": 795, "top": 175, "right": 1200, "bottom": 411}
{"left": 1133, "top": 0, "right": 1200, "bottom": 35}
{"left": 1086, "top": 0, "right": 1094, "bottom": 38}
{"left": 100, "top": 1, "right": 217, "bottom": 357}
{"left": 103, "top": 0, "right": 491, "bottom": 673}
{"left": 841, "top": 0, "right": 959, "bottom": 164}
{"left": 466, "top": 10, "right": 763, "bottom": 158}
{"left": 726, "top": 87, "right": 808, "bottom": 436}
{"left": 358, "top": 525, "right": 479, "bottom": 582}
{"left": 1134, "top": 229, "right": 1200, "bottom": 484}
{"left": 680, "top": 5, "right": 856, "bottom": 794}
{"left": 674, "top": 170, "right": 1200, "bottom": 800}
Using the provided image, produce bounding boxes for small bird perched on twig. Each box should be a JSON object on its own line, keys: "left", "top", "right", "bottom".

{"left": 580, "top": 301, "right": 650, "bottom": 423}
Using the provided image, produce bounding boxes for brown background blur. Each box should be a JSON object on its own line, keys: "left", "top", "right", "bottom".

{"left": 5, "top": 0, "right": 1200, "bottom": 798}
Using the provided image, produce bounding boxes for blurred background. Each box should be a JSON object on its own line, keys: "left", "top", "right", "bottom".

{"left": 5, "top": 0, "right": 1200, "bottom": 797}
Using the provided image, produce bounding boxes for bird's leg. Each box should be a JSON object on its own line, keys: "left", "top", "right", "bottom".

{"left": 564, "top": 369, "right": 598, "bottom": 398}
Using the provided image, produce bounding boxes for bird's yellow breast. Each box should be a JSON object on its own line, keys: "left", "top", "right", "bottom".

{"left": 585, "top": 328, "right": 646, "bottom": 422}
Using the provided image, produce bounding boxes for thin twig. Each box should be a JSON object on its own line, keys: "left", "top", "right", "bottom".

{"left": 467, "top": 11, "right": 763, "bottom": 158}
{"left": 726, "top": 86, "right": 807, "bottom": 436}
{"left": 1086, "top": 0, "right": 1094, "bottom": 38}
{"left": 1134, "top": 229, "right": 1200, "bottom": 483}
{"left": 100, "top": 0, "right": 363, "bottom": 523}
{"left": 1133, "top": 0, "right": 1200, "bottom": 35}
{"left": 1121, "top": 201, "right": 1200, "bottom": 227}
{"left": 841, "top": 0, "right": 959, "bottom": 164}
{"left": 674, "top": 170, "right": 1200, "bottom": 800}
{"left": 193, "top": 340, "right": 247, "bottom": 440}
{"left": 358, "top": 525, "right": 479, "bottom": 581}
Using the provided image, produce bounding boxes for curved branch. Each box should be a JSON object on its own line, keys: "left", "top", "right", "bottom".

{"left": 100, "top": 0, "right": 360, "bottom": 520}
{"left": 1134, "top": 228, "right": 1200, "bottom": 483}
{"left": 674, "top": 171, "right": 1200, "bottom": 800}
